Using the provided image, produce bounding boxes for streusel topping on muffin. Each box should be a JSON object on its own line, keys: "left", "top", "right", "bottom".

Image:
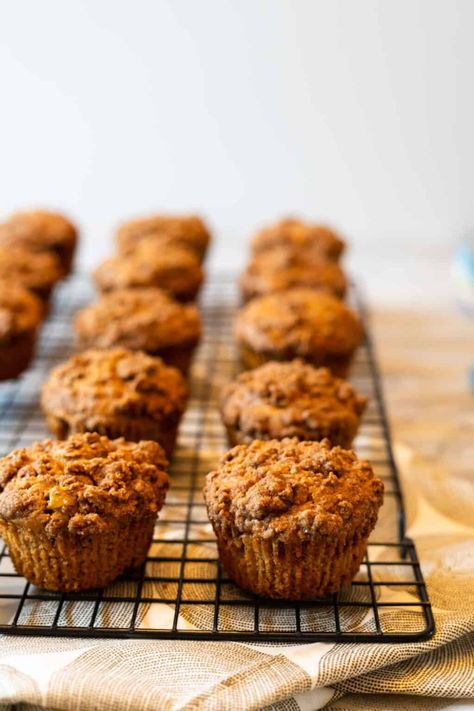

{"left": 93, "top": 243, "right": 204, "bottom": 300}
{"left": 251, "top": 219, "right": 345, "bottom": 261}
{"left": 42, "top": 348, "right": 188, "bottom": 425}
{"left": 240, "top": 249, "right": 347, "bottom": 300}
{"left": 116, "top": 213, "right": 210, "bottom": 258}
{"left": 220, "top": 361, "right": 366, "bottom": 443}
{"left": 1, "top": 210, "right": 77, "bottom": 250}
{"left": 235, "top": 288, "right": 363, "bottom": 356}
{"left": 0, "top": 432, "right": 169, "bottom": 537}
{"left": 0, "top": 247, "right": 62, "bottom": 295}
{"left": 205, "top": 438, "right": 383, "bottom": 541}
{"left": 75, "top": 288, "right": 201, "bottom": 352}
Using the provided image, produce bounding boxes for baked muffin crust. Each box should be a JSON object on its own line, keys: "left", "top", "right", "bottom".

{"left": 42, "top": 348, "right": 188, "bottom": 432}
{"left": 0, "top": 210, "right": 78, "bottom": 274}
{"left": 220, "top": 361, "right": 366, "bottom": 447}
{"left": 251, "top": 219, "right": 345, "bottom": 262}
{"left": 75, "top": 288, "right": 202, "bottom": 353}
{"left": 240, "top": 249, "right": 347, "bottom": 300}
{"left": 235, "top": 288, "right": 363, "bottom": 372}
{"left": 0, "top": 281, "right": 43, "bottom": 343}
{"left": 116, "top": 213, "right": 211, "bottom": 260}
{"left": 41, "top": 348, "right": 188, "bottom": 456}
{"left": 205, "top": 438, "right": 383, "bottom": 542}
{"left": 0, "top": 432, "right": 169, "bottom": 538}
{"left": 0, "top": 246, "right": 62, "bottom": 302}
{"left": 204, "top": 438, "right": 383, "bottom": 599}
{"left": 93, "top": 243, "right": 204, "bottom": 302}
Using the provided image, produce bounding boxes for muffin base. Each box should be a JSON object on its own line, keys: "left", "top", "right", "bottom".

{"left": 0, "top": 516, "right": 156, "bottom": 592}
{"left": 150, "top": 342, "right": 198, "bottom": 375}
{"left": 213, "top": 528, "right": 370, "bottom": 600}
{"left": 45, "top": 414, "right": 179, "bottom": 459}
{"left": 239, "top": 343, "right": 355, "bottom": 378}
{"left": 0, "top": 333, "right": 37, "bottom": 381}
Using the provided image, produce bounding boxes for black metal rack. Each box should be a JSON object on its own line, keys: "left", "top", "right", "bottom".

{"left": 0, "top": 273, "right": 435, "bottom": 642}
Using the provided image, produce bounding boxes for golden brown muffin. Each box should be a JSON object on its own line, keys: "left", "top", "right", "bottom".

{"left": 204, "top": 438, "right": 383, "bottom": 599}
{"left": 41, "top": 348, "right": 188, "bottom": 457}
{"left": 220, "top": 361, "right": 367, "bottom": 448}
{"left": 0, "top": 432, "right": 169, "bottom": 592}
{"left": 0, "top": 209, "right": 78, "bottom": 275}
{"left": 251, "top": 218, "right": 345, "bottom": 262}
{"left": 0, "top": 281, "right": 43, "bottom": 380}
{"left": 235, "top": 288, "right": 363, "bottom": 377}
{"left": 74, "top": 288, "right": 202, "bottom": 374}
{"left": 0, "top": 246, "right": 62, "bottom": 307}
{"left": 93, "top": 243, "right": 204, "bottom": 302}
{"left": 239, "top": 248, "right": 347, "bottom": 301}
{"left": 116, "top": 213, "right": 211, "bottom": 262}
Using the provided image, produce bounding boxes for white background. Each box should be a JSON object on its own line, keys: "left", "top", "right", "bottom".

{"left": 0, "top": 0, "right": 473, "bottom": 296}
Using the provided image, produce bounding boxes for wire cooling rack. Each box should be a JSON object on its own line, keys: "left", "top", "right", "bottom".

{"left": 0, "top": 273, "right": 435, "bottom": 642}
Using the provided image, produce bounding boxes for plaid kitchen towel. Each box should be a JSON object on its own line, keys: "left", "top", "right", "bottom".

{"left": 0, "top": 443, "right": 472, "bottom": 711}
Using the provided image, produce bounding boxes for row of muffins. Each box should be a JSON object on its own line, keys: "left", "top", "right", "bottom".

{"left": 204, "top": 218, "right": 383, "bottom": 600}
{"left": 0, "top": 210, "right": 79, "bottom": 380}
{"left": 0, "top": 211, "right": 212, "bottom": 593}
{"left": 41, "top": 213, "right": 213, "bottom": 459}
{"left": 0, "top": 214, "right": 383, "bottom": 603}
{"left": 93, "top": 214, "right": 210, "bottom": 302}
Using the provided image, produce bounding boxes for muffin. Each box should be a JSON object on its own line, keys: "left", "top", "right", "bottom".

{"left": 41, "top": 348, "right": 188, "bottom": 457}
{"left": 75, "top": 288, "right": 202, "bottom": 374}
{"left": 116, "top": 213, "right": 211, "bottom": 262}
{"left": 204, "top": 438, "right": 383, "bottom": 599}
{"left": 0, "top": 209, "right": 78, "bottom": 275}
{"left": 220, "top": 361, "right": 367, "bottom": 448}
{"left": 0, "top": 432, "right": 169, "bottom": 592}
{"left": 93, "top": 243, "right": 204, "bottom": 302}
{"left": 235, "top": 288, "right": 364, "bottom": 377}
{"left": 0, "top": 247, "right": 62, "bottom": 307}
{"left": 239, "top": 248, "right": 347, "bottom": 301}
{"left": 251, "top": 218, "right": 345, "bottom": 262}
{"left": 0, "top": 281, "right": 43, "bottom": 380}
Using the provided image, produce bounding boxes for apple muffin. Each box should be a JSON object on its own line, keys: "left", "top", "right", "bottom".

{"left": 239, "top": 248, "right": 347, "bottom": 301}
{"left": 235, "top": 288, "right": 363, "bottom": 377}
{"left": 0, "top": 247, "right": 62, "bottom": 307}
{"left": 0, "top": 281, "right": 43, "bottom": 380}
{"left": 204, "top": 438, "right": 383, "bottom": 599}
{"left": 0, "top": 209, "right": 78, "bottom": 275}
{"left": 41, "top": 348, "right": 188, "bottom": 457}
{"left": 220, "top": 360, "right": 367, "bottom": 448}
{"left": 74, "top": 288, "right": 202, "bottom": 374}
{"left": 93, "top": 243, "right": 204, "bottom": 302}
{"left": 251, "top": 218, "right": 345, "bottom": 262}
{"left": 0, "top": 433, "right": 169, "bottom": 591}
{"left": 116, "top": 213, "right": 211, "bottom": 262}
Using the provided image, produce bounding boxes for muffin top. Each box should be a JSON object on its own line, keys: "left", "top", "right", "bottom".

{"left": 240, "top": 249, "right": 347, "bottom": 299}
{"left": 0, "top": 210, "right": 77, "bottom": 251}
{"left": 116, "top": 213, "right": 210, "bottom": 257}
{"left": 93, "top": 243, "right": 204, "bottom": 298}
{"left": 220, "top": 361, "right": 366, "bottom": 439}
{"left": 235, "top": 288, "right": 363, "bottom": 356}
{"left": 0, "top": 247, "right": 62, "bottom": 292}
{"left": 75, "top": 288, "right": 202, "bottom": 351}
{"left": 204, "top": 438, "right": 383, "bottom": 541}
{"left": 0, "top": 432, "right": 169, "bottom": 537}
{"left": 41, "top": 348, "right": 188, "bottom": 425}
{"left": 0, "top": 281, "right": 43, "bottom": 342}
{"left": 251, "top": 219, "right": 345, "bottom": 261}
